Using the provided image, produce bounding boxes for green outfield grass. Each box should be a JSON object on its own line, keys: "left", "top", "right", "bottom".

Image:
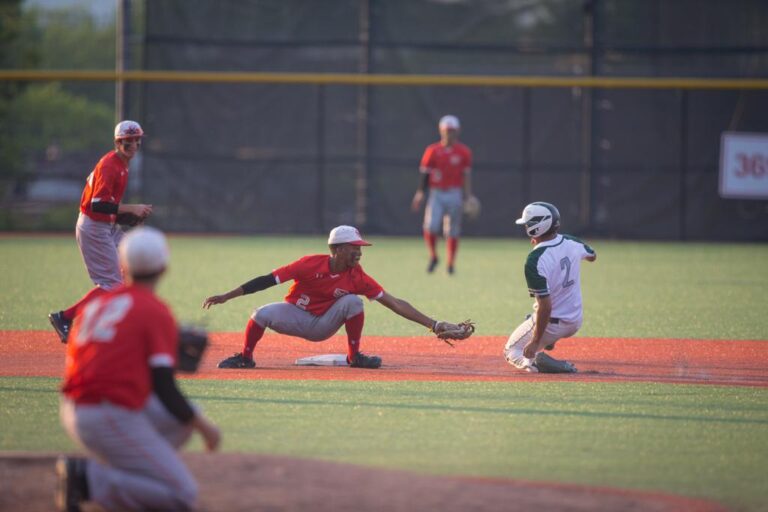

{"left": 1, "top": 235, "right": 767, "bottom": 511}
{"left": 1, "top": 234, "right": 767, "bottom": 339}
{"left": 1, "top": 377, "right": 767, "bottom": 511}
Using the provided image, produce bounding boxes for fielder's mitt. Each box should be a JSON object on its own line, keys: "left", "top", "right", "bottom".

{"left": 115, "top": 212, "right": 143, "bottom": 227}
{"left": 177, "top": 325, "right": 209, "bottom": 373}
{"left": 433, "top": 319, "right": 475, "bottom": 347}
{"left": 463, "top": 195, "right": 481, "bottom": 220}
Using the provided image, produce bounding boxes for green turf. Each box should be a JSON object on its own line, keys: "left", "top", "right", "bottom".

{"left": 2, "top": 235, "right": 768, "bottom": 511}
{"left": 1, "top": 235, "right": 767, "bottom": 339}
{"left": 2, "top": 376, "right": 766, "bottom": 511}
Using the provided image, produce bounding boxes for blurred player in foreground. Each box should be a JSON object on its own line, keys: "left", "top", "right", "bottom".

{"left": 504, "top": 202, "right": 596, "bottom": 373}
{"left": 411, "top": 115, "right": 477, "bottom": 275}
{"left": 204, "top": 225, "right": 472, "bottom": 370}
{"left": 48, "top": 120, "right": 153, "bottom": 343}
{"left": 57, "top": 227, "right": 220, "bottom": 512}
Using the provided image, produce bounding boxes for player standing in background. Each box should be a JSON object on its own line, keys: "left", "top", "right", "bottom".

{"left": 203, "top": 225, "right": 469, "bottom": 369}
{"left": 411, "top": 115, "right": 475, "bottom": 275}
{"left": 504, "top": 202, "right": 597, "bottom": 373}
{"left": 57, "top": 226, "right": 220, "bottom": 512}
{"left": 48, "top": 121, "right": 153, "bottom": 343}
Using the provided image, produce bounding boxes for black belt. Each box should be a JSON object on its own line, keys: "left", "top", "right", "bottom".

{"left": 549, "top": 318, "right": 560, "bottom": 324}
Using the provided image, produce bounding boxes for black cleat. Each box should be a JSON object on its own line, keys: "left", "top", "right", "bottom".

{"left": 49, "top": 311, "right": 72, "bottom": 344}
{"left": 348, "top": 352, "right": 382, "bottom": 369}
{"left": 427, "top": 257, "right": 439, "bottom": 273}
{"left": 55, "top": 456, "right": 89, "bottom": 512}
{"left": 447, "top": 265, "right": 455, "bottom": 275}
{"left": 217, "top": 353, "right": 256, "bottom": 369}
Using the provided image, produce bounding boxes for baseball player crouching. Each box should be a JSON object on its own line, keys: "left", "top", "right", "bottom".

{"left": 204, "top": 225, "right": 470, "bottom": 369}
{"left": 504, "top": 202, "right": 596, "bottom": 373}
{"left": 57, "top": 227, "right": 221, "bottom": 512}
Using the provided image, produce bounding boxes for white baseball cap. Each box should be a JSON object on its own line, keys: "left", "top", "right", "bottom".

{"left": 114, "top": 120, "right": 144, "bottom": 140}
{"left": 438, "top": 115, "right": 460, "bottom": 130}
{"left": 328, "top": 225, "right": 371, "bottom": 246}
{"left": 119, "top": 226, "right": 169, "bottom": 277}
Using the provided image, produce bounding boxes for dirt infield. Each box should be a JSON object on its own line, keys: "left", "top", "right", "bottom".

{"left": 2, "top": 330, "right": 766, "bottom": 386}
{"left": 0, "top": 453, "right": 728, "bottom": 512}
{"left": 2, "top": 331, "right": 764, "bottom": 511}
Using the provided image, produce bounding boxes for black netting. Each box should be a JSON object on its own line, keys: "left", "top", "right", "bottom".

{"left": 138, "top": 0, "right": 768, "bottom": 240}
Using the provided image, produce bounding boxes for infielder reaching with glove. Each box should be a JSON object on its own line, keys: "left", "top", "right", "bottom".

{"left": 204, "top": 225, "right": 473, "bottom": 370}
{"left": 411, "top": 115, "right": 478, "bottom": 275}
{"left": 504, "top": 202, "right": 596, "bottom": 373}
{"left": 57, "top": 227, "right": 220, "bottom": 512}
{"left": 48, "top": 120, "right": 153, "bottom": 343}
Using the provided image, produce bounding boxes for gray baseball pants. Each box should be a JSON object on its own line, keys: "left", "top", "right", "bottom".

{"left": 60, "top": 395, "right": 198, "bottom": 511}
{"left": 75, "top": 213, "right": 124, "bottom": 290}
{"left": 252, "top": 294, "right": 365, "bottom": 341}
{"left": 424, "top": 187, "right": 463, "bottom": 237}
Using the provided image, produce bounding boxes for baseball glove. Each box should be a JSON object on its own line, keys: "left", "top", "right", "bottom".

{"left": 433, "top": 319, "right": 475, "bottom": 347}
{"left": 115, "top": 212, "right": 144, "bottom": 227}
{"left": 463, "top": 195, "right": 481, "bottom": 220}
{"left": 177, "top": 325, "right": 209, "bottom": 373}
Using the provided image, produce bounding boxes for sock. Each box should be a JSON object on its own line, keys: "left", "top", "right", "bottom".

{"left": 63, "top": 287, "right": 108, "bottom": 320}
{"left": 424, "top": 231, "right": 438, "bottom": 261}
{"left": 242, "top": 318, "right": 265, "bottom": 360}
{"left": 345, "top": 312, "right": 365, "bottom": 361}
{"left": 447, "top": 237, "right": 459, "bottom": 267}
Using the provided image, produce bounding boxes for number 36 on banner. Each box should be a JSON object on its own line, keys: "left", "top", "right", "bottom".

{"left": 719, "top": 132, "right": 768, "bottom": 199}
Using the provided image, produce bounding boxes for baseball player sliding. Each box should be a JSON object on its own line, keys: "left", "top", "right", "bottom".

{"left": 48, "top": 120, "right": 153, "bottom": 343}
{"left": 411, "top": 115, "right": 477, "bottom": 275}
{"left": 57, "top": 227, "right": 220, "bottom": 512}
{"left": 203, "top": 225, "right": 473, "bottom": 370}
{"left": 504, "top": 202, "right": 596, "bottom": 373}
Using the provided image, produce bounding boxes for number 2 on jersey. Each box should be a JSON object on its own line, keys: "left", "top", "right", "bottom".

{"left": 560, "top": 257, "right": 575, "bottom": 289}
{"left": 74, "top": 295, "right": 133, "bottom": 345}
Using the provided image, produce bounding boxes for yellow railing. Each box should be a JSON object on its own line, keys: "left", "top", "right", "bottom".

{"left": 2, "top": 69, "right": 768, "bottom": 90}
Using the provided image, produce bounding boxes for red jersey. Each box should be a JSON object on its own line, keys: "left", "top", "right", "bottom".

{"left": 62, "top": 285, "right": 178, "bottom": 409}
{"left": 420, "top": 142, "right": 472, "bottom": 189}
{"left": 273, "top": 254, "right": 385, "bottom": 316}
{"left": 79, "top": 151, "right": 130, "bottom": 223}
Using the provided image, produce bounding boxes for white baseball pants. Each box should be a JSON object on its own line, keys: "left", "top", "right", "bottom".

{"left": 504, "top": 315, "right": 581, "bottom": 371}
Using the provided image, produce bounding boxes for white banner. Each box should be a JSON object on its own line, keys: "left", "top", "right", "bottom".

{"left": 719, "top": 132, "right": 768, "bottom": 199}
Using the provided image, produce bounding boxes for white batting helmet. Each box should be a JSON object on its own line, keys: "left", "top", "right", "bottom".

{"left": 515, "top": 202, "right": 561, "bottom": 238}
{"left": 119, "top": 226, "right": 169, "bottom": 277}
{"left": 114, "top": 120, "right": 144, "bottom": 140}
{"left": 438, "top": 115, "right": 460, "bottom": 130}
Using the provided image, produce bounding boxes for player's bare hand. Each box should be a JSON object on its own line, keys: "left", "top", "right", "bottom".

{"left": 126, "top": 203, "right": 153, "bottom": 218}
{"left": 523, "top": 342, "right": 537, "bottom": 359}
{"left": 411, "top": 191, "right": 424, "bottom": 212}
{"left": 202, "top": 295, "right": 228, "bottom": 309}
{"left": 193, "top": 415, "right": 221, "bottom": 451}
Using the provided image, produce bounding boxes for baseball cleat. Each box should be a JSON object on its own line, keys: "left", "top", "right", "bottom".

{"left": 447, "top": 264, "right": 455, "bottom": 275}
{"left": 55, "top": 456, "right": 89, "bottom": 512}
{"left": 427, "top": 257, "right": 439, "bottom": 273}
{"left": 217, "top": 353, "right": 256, "bottom": 369}
{"left": 48, "top": 311, "right": 72, "bottom": 344}
{"left": 533, "top": 352, "right": 577, "bottom": 373}
{"left": 348, "top": 352, "right": 382, "bottom": 369}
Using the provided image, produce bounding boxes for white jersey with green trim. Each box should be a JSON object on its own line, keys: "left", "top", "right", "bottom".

{"left": 523, "top": 234, "right": 595, "bottom": 323}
